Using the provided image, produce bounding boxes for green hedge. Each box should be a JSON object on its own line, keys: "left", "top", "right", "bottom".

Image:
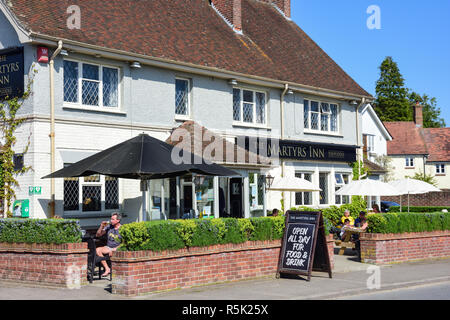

{"left": 0, "top": 218, "right": 82, "bottom": 244}
{"left": 119, "top": 216, "right": 286, "bottom": 252}
{"left": 388, "top": 206, "right": 450, "bottom": 213}
{"left": 366, "top": 212, "right": 450, "bottom": 234}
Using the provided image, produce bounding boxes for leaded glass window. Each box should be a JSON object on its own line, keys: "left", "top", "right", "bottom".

{"left": 233, "top": 88, "right": 266, "bottom": 125}
{"left": 304, "top": 99, "right": 339, "bottom": 133}
{"left": 175, "top": 78, "right": 189, "bottom": 116}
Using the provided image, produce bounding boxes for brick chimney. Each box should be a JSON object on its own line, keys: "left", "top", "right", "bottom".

{"left": 414, "top": 102, "right": 423, "bottom": 127}
{"left": 211, "top": 0, "right": 242, "bottom": 32}
{"left": 261, "top": 0, "right": 291, "bottom": 18}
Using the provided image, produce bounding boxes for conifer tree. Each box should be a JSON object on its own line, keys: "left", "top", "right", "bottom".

{"left": 374, "top": 57, "right": 412, "bottom": 122}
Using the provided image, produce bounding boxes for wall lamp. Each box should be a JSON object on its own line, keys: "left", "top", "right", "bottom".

{"left": 349, "top": 100, "right": 358, "bottom": 106}
{"left": 60, "top": 49, "right": 69, "bottom": 56}
{"left": 228, "top": 79, "right": 238, "bottom": 86}
{"left": 130, "top": 61, "right": 142, "bottom": 69}
{"left": 265, "top": 174, "right": 275, "bottom": 191}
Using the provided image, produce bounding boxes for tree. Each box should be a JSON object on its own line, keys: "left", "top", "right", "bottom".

{"left": 409, "top": 91, "right": 446, "bottom": 128}
{"left": 0, "top": 70, "right": 34, "bottom": 217}
{"left": 374, "top": 57, "right": 412, "bottom": 122}
{"left": 374, "top": 155, "right": 394, "bottom": 182}
{"left": 406, "top": 171, "right": 437, "bottom": 187}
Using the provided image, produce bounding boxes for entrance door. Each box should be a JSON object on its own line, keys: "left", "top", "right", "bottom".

{"left": 183, "top": 185, "right": 193, "bottom": 216}
{"left": 230, "top": 178, "right": 243, "bottom": 218}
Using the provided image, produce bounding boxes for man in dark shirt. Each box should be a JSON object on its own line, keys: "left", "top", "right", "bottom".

{"left": 96, "top": 212, "right": 122, "bottom": 277}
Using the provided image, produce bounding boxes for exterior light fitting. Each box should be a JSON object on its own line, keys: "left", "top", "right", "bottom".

{"left": 60, "top": 49, "right": 69, "bottom": 56}
{"left": 265, "top": 174, "right": 275, "bottom": 191}
{"left": 349, "top": 100, "right": 358, "bottom": 106}
{"left": 130, "top": 61, "right": 141, "bottom": 68}
{"left": 228, "top": 79, "right": 238, "bottom": 86}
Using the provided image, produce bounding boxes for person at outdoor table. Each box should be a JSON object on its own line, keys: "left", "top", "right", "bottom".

{"left": 272, "top": 208, "right": 279, "bottom": 217}
{"left": 372, "top": 204, "right": 380, "bottom": 213}
{"left": 340, "top": 209, "right": 354, "bottom": 226}
{"left": 354, "top": 211, "right": 368, "bottom": 230}
{"left": 340, "top": 219, "right": 353, "bottom": 240}
{"left": 96, "top": 212, "right": 122, "bottom": 277}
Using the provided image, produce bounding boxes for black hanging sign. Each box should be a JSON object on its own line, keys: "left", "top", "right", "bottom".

{"left": 277, "top": 211, "right": 332, "bottom": 281}
{"left": 0, "top": 46, "right": 24, "bottom": 100}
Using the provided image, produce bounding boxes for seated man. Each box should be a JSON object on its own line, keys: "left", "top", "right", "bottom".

{"left": 340, "top": 209, "right": 355, "bottom": 226}
{"left": 372, "top": 204, "right": 380, "bottom": 213}
{"left": 96, "top": 212, "right": 122, "bottom": 277}
{"left": 271, "top": 208, "right": 279, "bottom": 217}
{"left": 354, "top": 211, "right": 368, "bottom": 230}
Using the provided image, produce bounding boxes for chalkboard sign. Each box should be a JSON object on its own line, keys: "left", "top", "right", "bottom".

{"left": 277, "top": 211, "right": 332, "bottom": 281}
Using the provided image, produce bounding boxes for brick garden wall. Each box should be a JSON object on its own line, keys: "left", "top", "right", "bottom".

{"left": 360, "top": 230, "right": 450, "bottom": 265}
{"left": 112, "top": 236, "right": 335, "bottom": 296}
{"left": 0, "top": 243, "right": 89, "bottom": 288}
{"left": 382, "top": 189, "right": 450, "bottom": 207}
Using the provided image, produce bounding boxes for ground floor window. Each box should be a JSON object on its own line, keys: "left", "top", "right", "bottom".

{"left": 295, "top": 172, "right": 312, "bottom": 206}
{"left": 63, "top": 165, "right": 119, "bottom": 212}
{"left": 319, "top": 172, "right": 329, "bottom": 205}
{"left": 249, "top": 172, "right": 265, "bottom": 215}
{"left": 335, "top": 173, "right": 350, "bottom": 205}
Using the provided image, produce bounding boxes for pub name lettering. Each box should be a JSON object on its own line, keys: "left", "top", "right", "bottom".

{"left": 0, "top": 60, "right": 21, "bottom": 85}
{"left": 270, "top": 144, "right": 325, "bottom": 159}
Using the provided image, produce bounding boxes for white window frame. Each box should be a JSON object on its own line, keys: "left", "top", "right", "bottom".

{"left": 405, "top": 157, "right": 415, "bottom": 168}
{"left": 335, "top": 173, "right": 350, "bottom": 205}
{"left": 295, "top": 172, "right": 313, "bottom": 206}
{"left": 304, "top": 99, "right": 340, "bottom": 135}
{"left": 175, "top": 77, "right": 191, "bottom": 120}
{"left": 63, "top": 169, "right": 119, "bottom": 214}
{"left": 63, "top": 59, "right": 121, "bottom": 112}
{"left": 232, "top": 88, "right": 268, "bottom": 128}
{"left": 435, "top": 163, "right": 446, "bottom": 175}
{"left": 365, "top": 134, "right": 375, "bottom": 152}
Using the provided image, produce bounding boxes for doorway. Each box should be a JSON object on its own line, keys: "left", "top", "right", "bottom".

{"left": 229, "top": 178, "right": 243, "bottom": 218}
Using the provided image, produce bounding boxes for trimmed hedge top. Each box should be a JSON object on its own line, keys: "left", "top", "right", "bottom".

{"left": 388, "top": 206, "right": 450, "bottom": 213}
{"left": 0, "top": 218, "right": 82, "bottom": 244}
{"left": 119, "top": 216, "right": 286, "bottom": 252}
{"left": 366, "top": 212, "right": 450, "bottom": 234}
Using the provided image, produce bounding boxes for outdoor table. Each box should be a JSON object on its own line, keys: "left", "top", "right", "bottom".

{"left": 336, "top": 227, "right": 365, "bottom": 255}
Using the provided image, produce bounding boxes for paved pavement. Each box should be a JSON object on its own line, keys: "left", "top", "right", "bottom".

{"left": 0, "top": 248, "right": 449, "bottom": 300}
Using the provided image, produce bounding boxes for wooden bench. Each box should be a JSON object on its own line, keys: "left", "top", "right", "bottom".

{"left": 335, "top": 228, "right": 364, "bottom": 255}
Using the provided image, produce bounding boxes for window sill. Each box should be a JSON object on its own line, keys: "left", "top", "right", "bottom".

{"left": 175, "top": 115, "right": 192, "bottom": 122}
{"left": 232, "top": 122, "right": 271, "bottom": 130}
{"left": 304, "top": 129, "right": 342, "bottom": 137}
{"left": 435, "top": 173, "right": 446, "bottom": 176}
{"left": 404, "top": 167, "right": 415, "bottom": 169}
{"left": 63, "top": 104, "right": 126, "bottom": 115}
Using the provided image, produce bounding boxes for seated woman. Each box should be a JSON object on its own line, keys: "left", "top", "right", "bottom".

{"left": 340, "top": 209, "right": 355, "bottom": 226}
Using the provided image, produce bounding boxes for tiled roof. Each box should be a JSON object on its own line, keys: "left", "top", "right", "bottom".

{"left": 384, "top": 122, "right": 450, "bottom": 162}
{"left": 383, "top": 122, "right": 428, "bottom": 155}
{"left": 364, "top": 159, "right": 387, "bottom": 174}
{"left": 422, "top": 128, "right": 450, "bottom": 162}
{"left": 5, "top": 0, "right": 370, "bottom": 97}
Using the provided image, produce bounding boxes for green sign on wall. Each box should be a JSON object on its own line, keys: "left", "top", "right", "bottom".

{"left": 29, "top": 186, "right": 42, "bottom": 195}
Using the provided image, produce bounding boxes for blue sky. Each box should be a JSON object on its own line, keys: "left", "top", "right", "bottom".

{"left": 290, "top": 0, "right": 450, "bottom": 126}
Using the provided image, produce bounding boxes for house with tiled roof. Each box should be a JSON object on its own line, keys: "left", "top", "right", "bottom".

{"left": 384, "top": 104, "right": 450, "bottom": 189}
{"left": 0, "top": 0, "right": 374, "bottom": 224}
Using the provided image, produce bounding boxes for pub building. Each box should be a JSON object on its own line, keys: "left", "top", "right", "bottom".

{"left": 0, "top": 0, "right": 371, "bottom": 228}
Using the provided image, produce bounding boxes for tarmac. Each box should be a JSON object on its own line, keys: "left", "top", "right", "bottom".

{"left": 0, "top": 247, "right": 449, "bottom": 300}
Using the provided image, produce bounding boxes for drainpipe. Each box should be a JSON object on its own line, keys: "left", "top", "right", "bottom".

{"left": 355, "top": 97, "right": 366, "bottom": 180}
{"left": 280, "top": 84, "right": 289, "bottom": 210}
{"left": 49, "top": 40, "right": 63, "bottom": 218}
